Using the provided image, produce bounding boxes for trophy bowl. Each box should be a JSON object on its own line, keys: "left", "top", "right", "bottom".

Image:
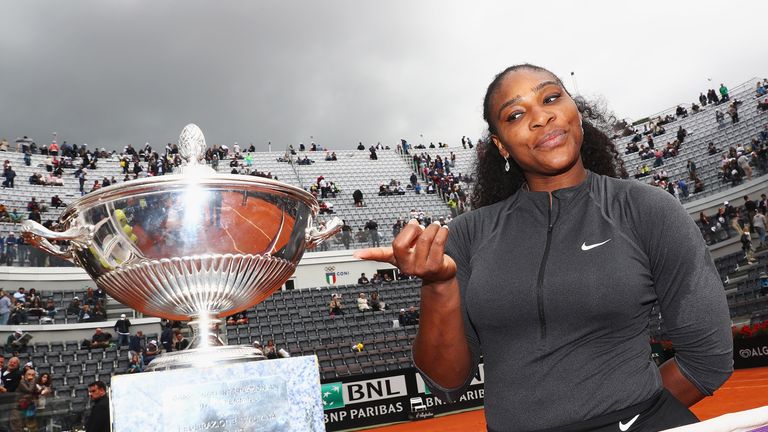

{"left": 22, "top": 124, "right": 341, "bottom": 369}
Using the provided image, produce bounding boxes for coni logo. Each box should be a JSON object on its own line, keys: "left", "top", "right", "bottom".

{"left": 739, "top": 346, "right": 768, "bottom": 358}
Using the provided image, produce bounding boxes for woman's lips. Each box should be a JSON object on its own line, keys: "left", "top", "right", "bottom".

{"left": 535, "top": 129, "right": 567, "bottom": 150}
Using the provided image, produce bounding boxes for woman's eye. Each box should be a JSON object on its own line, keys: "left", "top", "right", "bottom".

{"left": 507, "top": 112, "right": 523, "bottom": 122}
{"left": 544, "top": 93, "right": 561, "bottom": 104}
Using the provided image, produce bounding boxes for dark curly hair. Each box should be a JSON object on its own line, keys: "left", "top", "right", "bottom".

{"left": 470, "top": 64, "right": 627, "bottom": 209}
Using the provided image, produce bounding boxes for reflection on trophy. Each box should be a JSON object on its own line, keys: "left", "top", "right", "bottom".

{"left": 22, "top": 124, "right": 341, "bottom": 370}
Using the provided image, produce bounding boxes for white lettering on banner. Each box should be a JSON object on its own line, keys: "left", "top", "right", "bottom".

{"left": 739, "top": 346, "right": 768, "bottom": 358}
{"left": 344, "top": 376, "right": 407, "bottom": 405}
{"left": 349, "top": 402, "right": 404, "bottom": 419}
{"left": 324, "top": 410, "right": 348, "bottom": 423}
{"left": 459, "top": 389, "right": 485, "bottom": 401}
{"left": 425, "top": 397, "right": 445, "bottom": 408}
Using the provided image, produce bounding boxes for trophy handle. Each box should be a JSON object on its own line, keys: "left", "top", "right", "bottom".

{"left": 21, "top": 220, "right": 91, "bottom": 263}
{"left": 305, "top": 216, "right": 343, "bottom": 248}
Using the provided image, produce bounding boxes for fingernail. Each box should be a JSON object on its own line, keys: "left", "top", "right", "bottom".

{"left": 432, "top": 221, "right": 441, "bottom": 226}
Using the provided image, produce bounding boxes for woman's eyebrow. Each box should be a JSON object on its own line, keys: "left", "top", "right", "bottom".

{"left": 497, "top": 80, "right": 561, "bottom": 119}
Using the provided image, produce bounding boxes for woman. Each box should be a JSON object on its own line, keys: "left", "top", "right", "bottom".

{"left": 127, "top": 353, "right": 143, "bottom": 373}
{"left": 35, "top": 373, "right": 53, "bottom": 410}
{"left": 370, "top": 291, "right": 387, "bottom": 311}
{"left": 264, "top": 340, "right": 278, "bottom": 360}
{"left": 357, "top": 64, "right": 732, "bottom": 431}
{"left": 328, "top": 294, "right": 344, "bottom": 316}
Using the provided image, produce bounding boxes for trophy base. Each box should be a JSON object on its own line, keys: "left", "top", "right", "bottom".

{"left": 111, "top": 355, "right": 325, "bottom": 431}
{"left": 145, "top": 345, "right": 266, "bottom": 371}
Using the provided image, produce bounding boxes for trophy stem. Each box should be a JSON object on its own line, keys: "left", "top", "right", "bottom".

{"left": 187, "top": 312, "right": 225, "bottom": 350}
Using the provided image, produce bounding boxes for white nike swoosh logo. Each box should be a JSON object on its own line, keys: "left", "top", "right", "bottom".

{"left": 581, "top": 239, "right": 611, "bottom": 251}
{"left": 618, "top": 414, "right": 639, "bottom": 431}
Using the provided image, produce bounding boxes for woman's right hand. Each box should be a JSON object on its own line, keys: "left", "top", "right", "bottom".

{"left": 354, "top": 220, "right": 456, "bottom": 284}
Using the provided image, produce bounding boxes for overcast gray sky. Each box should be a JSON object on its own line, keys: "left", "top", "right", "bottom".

{"left": 2, "top": 1, "right": 767, "bottom": 152}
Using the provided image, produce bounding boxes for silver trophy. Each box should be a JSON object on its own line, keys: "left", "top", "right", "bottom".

{"left": 22, "top": 124, "right": 341, "bottom": 370}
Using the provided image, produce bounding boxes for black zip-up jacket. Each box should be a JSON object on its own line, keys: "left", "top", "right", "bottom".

{"left": 418, "top": 170, "right": 733, "bottom": 431}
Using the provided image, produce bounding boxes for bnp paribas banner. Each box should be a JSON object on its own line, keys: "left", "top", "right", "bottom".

{"left": 322, "top": 363, "right": 485, "bottom": 431}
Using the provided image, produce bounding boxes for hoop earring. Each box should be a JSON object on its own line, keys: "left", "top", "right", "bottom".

{"left": 504, "top": 158, "right": 510, "bottom": 172}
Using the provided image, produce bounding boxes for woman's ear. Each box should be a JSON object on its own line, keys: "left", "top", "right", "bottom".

{"left": 491, "top": 135, "right": 509, "bottom": 159}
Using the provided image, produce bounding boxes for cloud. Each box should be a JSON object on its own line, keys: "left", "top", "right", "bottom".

{"left": 1, "top": 0, "right": 767, "bottom": 151}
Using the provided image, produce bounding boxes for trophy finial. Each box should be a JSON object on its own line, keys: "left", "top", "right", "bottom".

{"left": 179, "top": 123, "right": 206, "bottom": 165}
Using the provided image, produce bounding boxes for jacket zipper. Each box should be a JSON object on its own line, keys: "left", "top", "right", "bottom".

{"left": 536, "top": 201, "right": 554, "bottom": 339}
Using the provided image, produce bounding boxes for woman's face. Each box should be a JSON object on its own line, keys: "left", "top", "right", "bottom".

{"left": 489, "top": 68, "right": 584, "bottom": 177}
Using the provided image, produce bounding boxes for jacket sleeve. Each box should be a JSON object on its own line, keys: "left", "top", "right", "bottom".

{"left": 631, "top": 185, "right": 733, "bottom": 395}
{"left": 414, "top": 213, "right": 482, "bottom": 403}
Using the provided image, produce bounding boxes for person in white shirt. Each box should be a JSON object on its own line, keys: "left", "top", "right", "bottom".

{"left": 753, "top": 209, "right": 767, "bottom": 248}
{"left": 357, "top": 293, "right": 371, "bottom": 312}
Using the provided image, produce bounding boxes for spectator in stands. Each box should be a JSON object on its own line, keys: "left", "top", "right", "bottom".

{"left": 5, "top": 330, "right": 28, "bottom": 353}
{"left": 12, "top": 288, "right": 26, "bottom": 304}
{"left": 371, "top": 272, "right": 383, "bottom": 284}
{"left": 369, "top": 146, "right": 378, "bottom": 160}
{"left": 0, "top": 290, "right": 11, "bottom": 325}
{"left": 728, "top": 103, "right": 739, "bottom": 124}
{"left": 676, "top": 126, "right": 687, "bottom": 143}
{"left": 90, "top": 328, "right": 112, "bottom": 349}
{"left": 113, "top": 314, "right": 131, "bottom": 347}
{"left": 737, "top": 152, "right": 752, "bottom": 180}
{"left": 753, "top": 209, "right": 766, "bottom": 248}
{"left": 2, "top": 166, "right": 16, "bottom": 188}
{"left": 173, "top": 331, "right": 189, "bottom": 351}
{"left": 27, "top": 296, "right": 45, "bottom": 320}
{"left": 66, "top": 296, "right": 81, "bottom": 316}
{"left": 364, "top": 219, "right": 380, "bottom": 247}
{"left": 742, "top": 227, "right": 757, "bottom": 264}
{"left": 352, "top": 189, "right": 364, "bottom": 207}
{"left": 225, "top": 313, "right": 248, "bottom": 326}
{"left": 8, "top": 208, "right": 21, "bottom": 223}
{"left": 12, "top": 368, "right": 40, "bottom": 431}
{"left": 143, "top": 340, "right": 160, "bottom": 364}
{"left": 370, "top": 291, "right": 387, "bottom": 311}
{"left": 759, "top": 96, "right": 768, "bottom": 112}
{"left": 340, "top": 220, "right": 352, "bottom": 249}
{"left": 128, "top": 330, "right": 144, "bottom": 362}
{"left": 78, "top": 304, "right": 93, "bottom": 323}
{"left": 44, "top": 298, "right": 56, "bottom": 319}
{"left": 86, "top": 380, "right": 110, "bottom": 432}
{"left": 35, "top": 372, "right": 52, "bottom": 409}
{"left": 719, "top": 83, "right": 730, "bottom": 102}
{"left": 264, "top": 340, "right": 278, "bottom": 359}
{"left": 329, "top": 294, "right": 344, "bottom": 316}
{"left": 358, "top": 273, "right": 370, "bottom": 284}
{"left": 392, "top": 218, "right": 406, "bottom": 238}
{"left": 92, "top": 302, "right": 106, "bottom": 321}
{"left": 1, "top": 357, "right": 22, "bottom": 391}
{"left": 357, "top": 293, "right": 371, "bottom": 312}
{"left": 159, "top": 322, "right": 174, "bottom": 353}
{"left": 715, "top": 110, "right": 725, "bottom": 128}
{"left": 51, "top": 195, "right": 64, "bottom": 209}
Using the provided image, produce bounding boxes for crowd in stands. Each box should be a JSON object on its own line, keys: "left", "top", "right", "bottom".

{"left": 697, "top": 194, "right": 768, "bottom": 256}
